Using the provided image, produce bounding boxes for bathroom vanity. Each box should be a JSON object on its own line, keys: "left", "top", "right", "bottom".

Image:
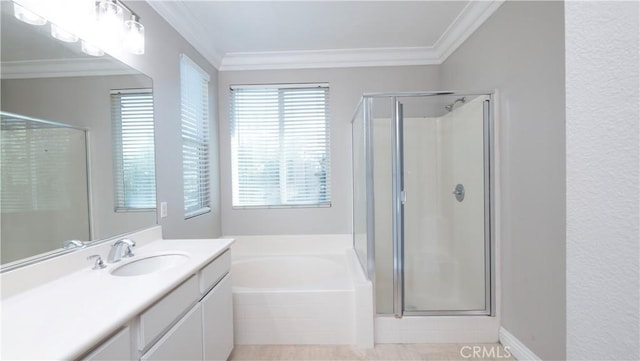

{"left": 0, "top": 233, "right": 234, "bottom": 360}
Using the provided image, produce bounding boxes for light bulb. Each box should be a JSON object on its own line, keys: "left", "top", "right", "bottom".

{"left": 124, "top": 18, "right": 144, "bottom": 54}
{"left": 47, "top": 0, "right": 96, "bottom": 43}
{"left": 51, "top": 24, "right": 79, "bottom": 43}
{"left": 97, "top": 0, "right": 124, "bottom": 50}
{"left": 81, "top": 40, "right": 104, "bottom": 56}
{"left": 13, "top": 3, "right": 47, "bottom": 26}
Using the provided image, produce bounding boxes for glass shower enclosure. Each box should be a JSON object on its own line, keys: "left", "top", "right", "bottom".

{"left": 352, "top": 92, "right": 494, "bottom": 317}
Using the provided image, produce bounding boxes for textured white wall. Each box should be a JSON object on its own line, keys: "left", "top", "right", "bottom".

{"left": 566, "top": 1, "right": 640, "bottom": 360}
{"left": 440, "top": 2, "right": 566, "bottom": 359}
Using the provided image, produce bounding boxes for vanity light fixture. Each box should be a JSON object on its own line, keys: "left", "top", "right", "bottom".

{"left": 96, "top": 0, "right": 124, "bottom": 49}
{"left": 12, "top": 0, "right": 145, "bottom": 56}
{"left": 12, "top": 2, "right": 46, "bottom": 25}
{"left": 124, "top": 14, "right": 144, "bottom": 55}
{"left": 48, "top": 0, "right": 91, "bottom": 43}
{"left": 51, "top": 24, "right": 79, "bottom": 43}
{"left": 81, "top": 39, "right": 105, "bottom": 57}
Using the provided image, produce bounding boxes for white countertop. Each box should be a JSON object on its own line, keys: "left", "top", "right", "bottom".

{"left": 1, "top": 238, "right": 234, "bottom": 360}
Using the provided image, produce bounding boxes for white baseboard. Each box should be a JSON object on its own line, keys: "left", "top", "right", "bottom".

{"left": 499, "top": 327, "right": 541, "bottom": 361}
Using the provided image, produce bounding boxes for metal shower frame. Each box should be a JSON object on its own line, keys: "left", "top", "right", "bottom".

{"left": 352, "top": 90, "right": 496, "bottom": 318}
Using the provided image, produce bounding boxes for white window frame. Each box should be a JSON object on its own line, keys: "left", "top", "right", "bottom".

{"left": 180, "top": 54, "right": 211, "bottom": 219}
{"left": 229, "top": 83, "right": 331, "bottom": 209}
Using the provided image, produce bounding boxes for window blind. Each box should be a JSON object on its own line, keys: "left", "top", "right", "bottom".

{"left": 111, "top": 89, "right": 156, "bottom": 211}
{"left": 180, "top": 54, "right": 211, "bottom": 218}
{"left": 229, "top": 84, "right": 331, "bottom": 208}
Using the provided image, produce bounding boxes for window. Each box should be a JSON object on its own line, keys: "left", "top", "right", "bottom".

{"left": 111, "top": 89, "right": 156, "bottom": 211}
{"left": 180, "top": 54, "right": 211, "bottom": 218}
{"left": 229, "top": 84, "right": 331, "bottom": 208}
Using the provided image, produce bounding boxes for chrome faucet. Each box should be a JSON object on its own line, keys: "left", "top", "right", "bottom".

{"left": 63, "top": 240, "right": 86, "bottom": 249}
{"left": 107, "top": 238, "right": 136, "bottom": 263}
{"left": 87, "top": 255, "right": 106, "bottom": 270}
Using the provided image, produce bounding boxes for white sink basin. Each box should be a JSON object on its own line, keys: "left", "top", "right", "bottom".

{"left": 110, "top": 254, "right": 189, "bottom": 277}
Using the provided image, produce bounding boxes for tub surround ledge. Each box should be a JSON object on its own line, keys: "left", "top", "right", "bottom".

{"left": 0, "top": 232, "right": 234, "bottom": 360}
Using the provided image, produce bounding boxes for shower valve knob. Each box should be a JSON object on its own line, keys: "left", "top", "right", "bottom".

{"left": 453, "top": 184, "right": 465, "bottom": 202}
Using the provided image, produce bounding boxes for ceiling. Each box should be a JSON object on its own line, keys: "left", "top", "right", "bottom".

{"left": 148, "top": 0, "right": 504, "bottom": 71}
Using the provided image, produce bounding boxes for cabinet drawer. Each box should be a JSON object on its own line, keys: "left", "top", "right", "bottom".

{"left": 83, "top": 327, "right": 131, "bottom": 361}
{"left": 199, "top": 250, "right": 230, "bottom": 293}
{"left": 140, "top": 303, "right": 203, "bottom": 361}
{"left": 138, "top": 275, "right": 199, "bottom": 350}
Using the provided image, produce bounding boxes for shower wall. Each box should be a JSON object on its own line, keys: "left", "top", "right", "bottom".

{"left": 437, "top": 98, "right": 485, "bottom": 310}
{"left": 402, "top": 116, "right": 447, "bottom": 311}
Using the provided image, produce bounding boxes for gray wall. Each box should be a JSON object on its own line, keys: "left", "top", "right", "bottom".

{"left": 566, "top": 2, "right": 639, "bottom": 360}
{"left": 440, "top": 2, "right": 566, "bottom": 360}
{"left": 218, "top": 66, "right": 440, "bottom": 235}
{"left": 112, "top": 1, "right": 221, "bottom": 239}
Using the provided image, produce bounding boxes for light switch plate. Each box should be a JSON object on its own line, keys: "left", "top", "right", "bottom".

{"left": 160, "top": 202, "right": 168, "bottom": 218}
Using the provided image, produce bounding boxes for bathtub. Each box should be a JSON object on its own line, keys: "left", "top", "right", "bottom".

{"left": 232, "top": 255, "right": 351, "bottom": 290}
{"left": 230, "top": 237, "right": 373, "bottom": 347}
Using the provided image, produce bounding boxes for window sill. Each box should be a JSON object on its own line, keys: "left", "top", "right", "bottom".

{"left": 115, "top": 208, "right": 156, "bottom": 213}
{"left": 185, "top": 207, "right": 211, "bottom": 219}
{"left": 232, "top": 203, "right": 331, "bottom": 210}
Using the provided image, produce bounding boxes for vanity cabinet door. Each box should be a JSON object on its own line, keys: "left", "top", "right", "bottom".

{"left": 140, "top": 304, "right": 203, "bottom": 361}
{"left": 83, "top": 327, "right": 131, "bottom": 361}
{"left": 138, "top": 275, "right": 199, "bottom": 350}
{"left": 202, "top": 274, "right": 233, "bottom": 361}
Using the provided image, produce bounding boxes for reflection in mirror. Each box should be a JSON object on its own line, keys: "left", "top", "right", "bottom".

{"left": 0, "top": 1, "right": 156, "bottom": 271}
{"left": 1, "top": 113, "right": 90, "bottom": 265}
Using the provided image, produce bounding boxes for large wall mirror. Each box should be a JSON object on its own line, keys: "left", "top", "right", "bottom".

{"left": 0, "top": 1, "right": 156, "bottom": 270}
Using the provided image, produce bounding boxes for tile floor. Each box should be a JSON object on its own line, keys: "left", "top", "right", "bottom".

{"left": 229, "top": 343, "right": 516, "bottom": 361}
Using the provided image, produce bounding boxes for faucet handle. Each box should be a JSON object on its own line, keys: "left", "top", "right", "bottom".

{"left": 87, "top": 255, "right": 106, "bottom": 270}
{"left": 123, "top": 245, "right": 135, "bottom": 258}
{"left": 121, "top": 239, "right": 135, "bottom": 258}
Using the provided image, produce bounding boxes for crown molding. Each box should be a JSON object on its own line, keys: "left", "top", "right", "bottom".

{"left": 147, "top": 0, "right": 504, "bottom": 71}
{"left": 219, "top": 47, "right": 441, "bottom": 72}
{"left": 433, "top": 0, "right": 506, "bottom": 62}
{"left": 146, "top": 0, "right": 224, "bottom": 68}
{"left": 1, "top": 58, "right": 140, "bottom": 79}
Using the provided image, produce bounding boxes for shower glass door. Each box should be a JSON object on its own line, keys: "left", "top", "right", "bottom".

{"left": 398, "top": 94, "right": 491, "bottom": 315}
